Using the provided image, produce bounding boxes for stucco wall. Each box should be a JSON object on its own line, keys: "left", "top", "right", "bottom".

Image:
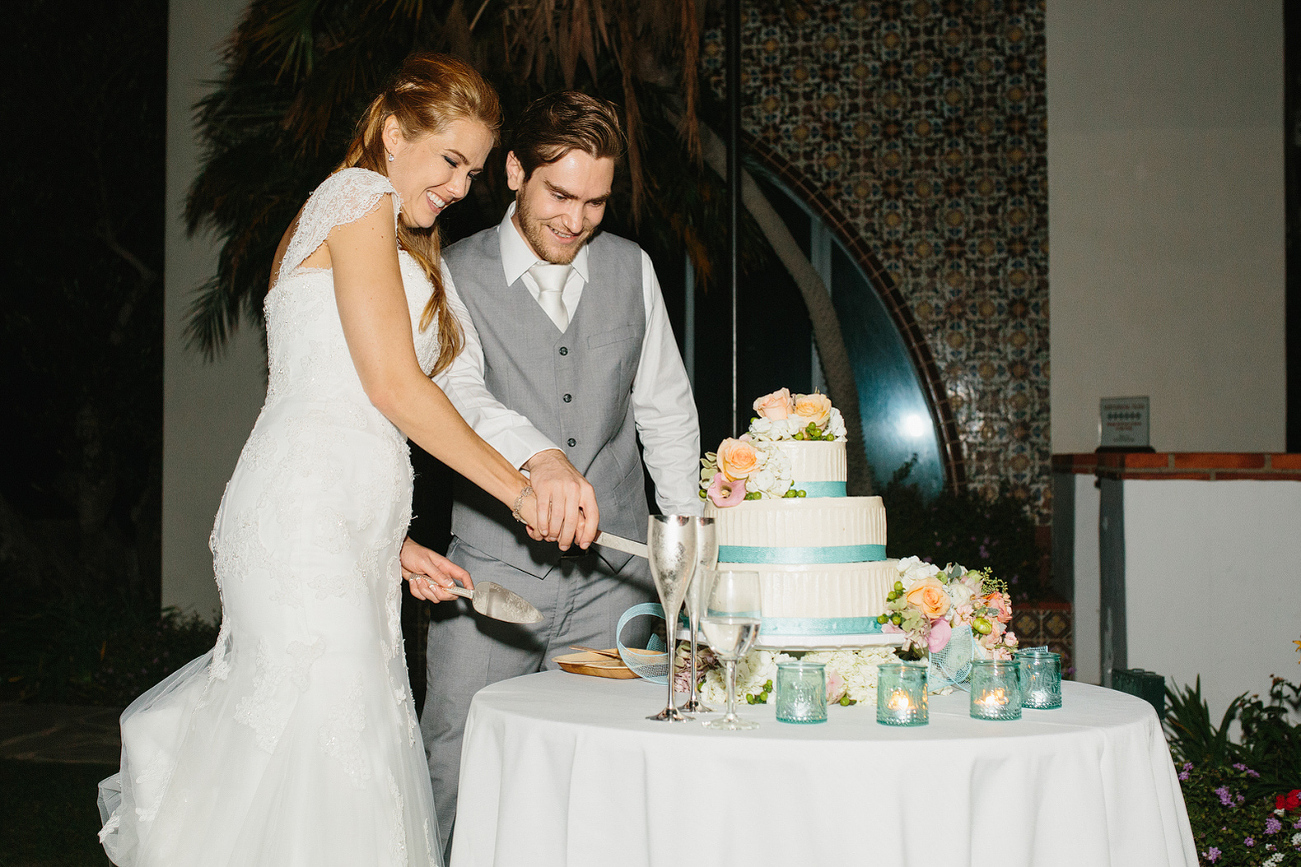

{"left": 1047, "top": 1, "right": 1284, "bottom": 455}
{"left": 162, "top": 0, "right": 265, "bottom": 618}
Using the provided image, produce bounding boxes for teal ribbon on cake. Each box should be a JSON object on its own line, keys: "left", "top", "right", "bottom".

{"left": 758, "top": 617, "right": 885, "bottom": 636}
{"left": 792, "top": 481, "right": 846, "bottom": 497}
{"left": 718, "top": 543, "right": 886, "bottom": 564}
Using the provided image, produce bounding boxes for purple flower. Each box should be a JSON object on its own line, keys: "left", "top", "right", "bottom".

{"left": 1178, "top": 768, "right": 1190, "bottom": 781}
{"left": 1244, "top": 837, "right": 1255, "bottom": 847}
{"left": 1233, "top": 763, "right": 1247, "bottom": 771}
{"left": 1204, "top": 847, "right": 1221, "bottom": 862}
{"left": 1266, "top": 817, "right": 1283, "bottom": 834}
{"left": 1215, "top": 786, "right": 1232, "bottom": 806}
{"left": 1182, "top": 762, "right": 1193, "bottom": 772}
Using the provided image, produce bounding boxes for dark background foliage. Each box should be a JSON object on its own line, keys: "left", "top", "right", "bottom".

{"left": 1, "top": 0, "right": 173, "bottom": 705}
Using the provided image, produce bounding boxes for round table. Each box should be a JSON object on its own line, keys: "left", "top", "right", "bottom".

{"left": 450, "top": 671, "right": 1197, "bottom": 867}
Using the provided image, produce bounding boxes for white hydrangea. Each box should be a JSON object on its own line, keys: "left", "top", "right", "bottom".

{"left": 897, "top": 556, "right": 941, "bottom": 587}
{"left": 826, "top": 408, "right": 847, "bottom": 440}
{"left": 749, "top": 416, "right": 799, "bottom": 441}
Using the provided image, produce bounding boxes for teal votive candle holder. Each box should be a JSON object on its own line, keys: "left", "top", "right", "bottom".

{"left": 876, "top": 662, "right": 928, "bottom": 726}
{"left": 1017, "top": 649, "right": 1062, "bottom": 710}
{"left": 970, "top": 659, "right": 1022, "bottom": 721}
{"left": 775, "top": 661, "right": 827, "bottom": 724}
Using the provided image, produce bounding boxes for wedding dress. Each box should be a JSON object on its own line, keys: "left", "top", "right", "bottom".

{"left": 99, "top": 169, "right": 443, "bottom": 867}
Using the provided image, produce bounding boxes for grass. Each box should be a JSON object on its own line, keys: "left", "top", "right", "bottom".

{"left": 0, "top": 761, "right": 116, "bottom": 867}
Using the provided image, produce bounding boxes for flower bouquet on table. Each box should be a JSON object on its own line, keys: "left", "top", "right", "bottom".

{"left": 698, "top": 388, "right": 846, "bottom": 506}
{"left": 882, "top": 556, "right": 1018, "bottom": 687}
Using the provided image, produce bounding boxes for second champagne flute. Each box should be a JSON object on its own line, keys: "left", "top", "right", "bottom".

{"left": 681, "top": 517, "right": 718, "bottom": 713}
{"left": 700, "top": 569, "right": 762, "bottom": 731}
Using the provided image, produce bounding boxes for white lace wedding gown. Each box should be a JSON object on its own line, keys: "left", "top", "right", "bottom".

{"left": 99, "top": 169, "right": 443, "bottom": 867}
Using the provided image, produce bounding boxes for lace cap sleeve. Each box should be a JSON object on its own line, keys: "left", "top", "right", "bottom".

{"left": 277, "top": 168, "right": 402, "bottom": 284}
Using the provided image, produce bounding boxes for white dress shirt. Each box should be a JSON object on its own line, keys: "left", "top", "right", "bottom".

{"left": 437, "top": 205, "right": 703, "bottom": 517}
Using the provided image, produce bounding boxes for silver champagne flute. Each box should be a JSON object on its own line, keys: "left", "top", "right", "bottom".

{"left": 646, "top": 514, "right": 698, "bottom": 722}
{"left": 681, "top": 517, "right": 718, "bottom": 713}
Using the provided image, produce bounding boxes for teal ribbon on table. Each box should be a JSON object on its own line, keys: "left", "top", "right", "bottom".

{"left": 718, "top": 543, "right": 886, "bottom": 564}
{"left": 792, "top": 481, "right": 847, "bottom": 498}
{"left": 758, "top": 616, "right": 884, "bottom": 636}
{"left": 615, "top": 602, "right": 669, "bottom": 684}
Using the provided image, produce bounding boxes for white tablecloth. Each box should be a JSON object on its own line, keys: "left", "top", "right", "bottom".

{"left": 450, "top": 671, "right": 1197, "bottom": 867}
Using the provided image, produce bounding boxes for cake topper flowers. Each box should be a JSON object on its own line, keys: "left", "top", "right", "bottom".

{"left": 699, "top": 388, "right": 846, "bottom": 506}
{"left": 750, "top": 388, "right": 846, "bottom": 442}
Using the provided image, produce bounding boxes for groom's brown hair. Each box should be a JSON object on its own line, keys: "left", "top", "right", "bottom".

{"left": 509, "top": 91, "right": 626, "bottom": 181}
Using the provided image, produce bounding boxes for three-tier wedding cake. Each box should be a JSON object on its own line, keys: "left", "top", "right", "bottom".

{"left": 700, "top": 389, "right": 901, "bottom": 648}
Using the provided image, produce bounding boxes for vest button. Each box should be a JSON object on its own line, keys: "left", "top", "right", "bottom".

{"left": 563, "top": 394, "right": 572, "bottom": 403}
{"left": 567, "top": 438, "right": 577, "bottom": 448}
{"left": 558, "top": 346, "right": 569, "bottom": 356}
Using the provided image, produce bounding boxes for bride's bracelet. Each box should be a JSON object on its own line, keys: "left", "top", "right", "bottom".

{"left": 511, "top": 485, "right": 534, "bottom": 524}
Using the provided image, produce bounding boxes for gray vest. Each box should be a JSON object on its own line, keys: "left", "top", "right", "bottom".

{"left": 444, "top": 228, "right": 648, "bottom": 578}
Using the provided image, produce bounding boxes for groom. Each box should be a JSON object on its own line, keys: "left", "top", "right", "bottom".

{"left": 420, "top": 91, "right": 701, "bottom": 851}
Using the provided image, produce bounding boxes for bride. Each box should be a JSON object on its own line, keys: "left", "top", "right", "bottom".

{"left": 98, "top": 53, "right": 553, "bottom": 866}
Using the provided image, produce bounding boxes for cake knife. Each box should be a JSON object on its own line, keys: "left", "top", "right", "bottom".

{"left": 593, "top": 531, "right": 649, "bottom": 560}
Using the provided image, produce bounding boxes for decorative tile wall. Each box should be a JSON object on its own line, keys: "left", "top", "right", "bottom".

{"left": 704, "top": 0, "right": 1050, "bottom": 516}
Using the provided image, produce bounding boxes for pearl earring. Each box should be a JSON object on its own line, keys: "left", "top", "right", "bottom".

{"left": 387, "top": 152, "right": 395, "bottom": 162}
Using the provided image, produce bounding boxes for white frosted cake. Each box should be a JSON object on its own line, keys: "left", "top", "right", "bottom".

{"left": 700, "top": 392, "right": 900, "bottom": 648}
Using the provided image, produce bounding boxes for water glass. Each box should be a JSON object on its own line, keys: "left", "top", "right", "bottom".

{"left": 876, "top": 662, "right": 928, "bottom": 726}
{"left": 969, "top": 659, "right": 1022, "bottom": 721}
{"left": 775, "top": 662, "right": 827, "bottom": 724}
{"left": 1017, "top": 649, "right": 1062, "bottom": 709}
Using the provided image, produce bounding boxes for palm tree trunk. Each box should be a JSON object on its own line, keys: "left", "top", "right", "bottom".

{"left": 695, "top": 122, "right": 875, "bottom": 495}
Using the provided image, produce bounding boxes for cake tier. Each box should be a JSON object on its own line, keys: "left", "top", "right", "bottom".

{"left": 776, "top": 440, "right": 846, "bottom": 497}
{"left": 749, "top": 560, "right": 897, "bottom": 620}
{"left": 705, "top": 495, "right": 886, "bottom": 563}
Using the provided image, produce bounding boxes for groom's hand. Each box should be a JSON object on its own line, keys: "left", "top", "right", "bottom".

{"left": 401, "top": 537, "right": 474, "bottom": 603}
{"left": 521, "top": 449, "right": 600, "bottom": 551}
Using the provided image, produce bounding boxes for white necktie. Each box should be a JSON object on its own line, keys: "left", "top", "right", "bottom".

{"left": 529, "top": 262, "right": 571, "bottom": 332}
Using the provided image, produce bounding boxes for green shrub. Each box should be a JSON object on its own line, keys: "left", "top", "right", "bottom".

{"left": 881, "top": 458, "right": 1044, "bottom": 603}
{"left": 1, "top": 590, "right": 218, "bottom": 707}
{"left": 1166, "top": 672, "right": 1301, "bottom": 864}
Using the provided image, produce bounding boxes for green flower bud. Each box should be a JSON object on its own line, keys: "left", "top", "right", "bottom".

{"left": 783, "top": 489, "right": 797, "bottom": 498}
{"left": 891, "top": 613, "right": 903, "bottom": 626}
{"left": 797, "top": 489, "right": 807, "bottom": 498}
{"left": 839, "top": 696, "right": 852, "bottom": 706}
{"left": 793, "top": 432, "right": 805, "bottom": 440}
{"left": 746, "top": 694, "right": 756, "bottom": 705}
{"left": 877, "top": 614, "right": 889, "bottom": 624}
{"left": 698, "top": 488, "right": 707, "bottom": 498}
{"left": 973, "top": 617, "right": 993, "bottom": 635}
{"left": 893, "top": 581, "right": 904, "bottom": 592}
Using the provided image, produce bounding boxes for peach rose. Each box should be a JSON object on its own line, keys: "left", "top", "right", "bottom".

{"left": 716, "top": 437, "right": 761, "bottom": 481}
{"left": 791, "top": 392, "right": 833, "bottom": 428}
{"left": 905, "top": 576, "right": 951, "bottom": 620}
{"left": 753, "top": 388, "right": 795, "bottom": 420}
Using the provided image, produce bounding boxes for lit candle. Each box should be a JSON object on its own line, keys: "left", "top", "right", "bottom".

{"left": 978, "top": 688, "right": 1007, "bottom": 710}
{"left": 888, "top": 690, "right": 912, "bottom": 712}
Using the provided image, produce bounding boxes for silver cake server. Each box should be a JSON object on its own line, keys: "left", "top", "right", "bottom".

{"left": 447, "top": 582, "right": 543, "bottom": 623}
{"left": 593, "top": 531, "right": 649, "bottom": 560}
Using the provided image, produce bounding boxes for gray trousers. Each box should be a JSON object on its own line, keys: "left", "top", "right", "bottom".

{"left": 419, "top": 536, "right": 654, "bottom": 855}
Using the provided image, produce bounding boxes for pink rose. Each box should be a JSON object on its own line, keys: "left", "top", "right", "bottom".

{"left": 905, "top": 577, "right": 952, "bottom": 620}
{"left": 928, "top": 617, "right": 952, "bottom": 653}
{"left": 983, "top": 591, "right": 1013, "bottom": 624}
{"left": 791, "top": 392, "right": 833, "bottom": 427}
{"left": 715, "top": 437, "right": 760, "bottom": 481}
{"left": 707, "top": 473, "right": 747, "bottom": 507}
{"left": 753, "top": 388, "right": 794, "bottom": 420}
{"left": 825, "top": 669, "right": 846, "bottom": 703}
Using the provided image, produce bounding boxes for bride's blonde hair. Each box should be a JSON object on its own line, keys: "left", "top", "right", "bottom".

{"left": 340, "top": 53, "right": 501, "bottom": 376}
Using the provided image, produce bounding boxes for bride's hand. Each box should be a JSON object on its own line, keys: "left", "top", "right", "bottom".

{"left": 400, "top": 537, "right": 474, "bottom": 603}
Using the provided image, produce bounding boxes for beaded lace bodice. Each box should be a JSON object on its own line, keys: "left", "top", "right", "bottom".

{"left": 265, "top": 167, "right": 440, "bottom": 409}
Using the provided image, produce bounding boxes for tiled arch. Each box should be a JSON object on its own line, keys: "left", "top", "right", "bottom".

{"left": 748, "top": 137, "right": 968, "bottom": 493}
